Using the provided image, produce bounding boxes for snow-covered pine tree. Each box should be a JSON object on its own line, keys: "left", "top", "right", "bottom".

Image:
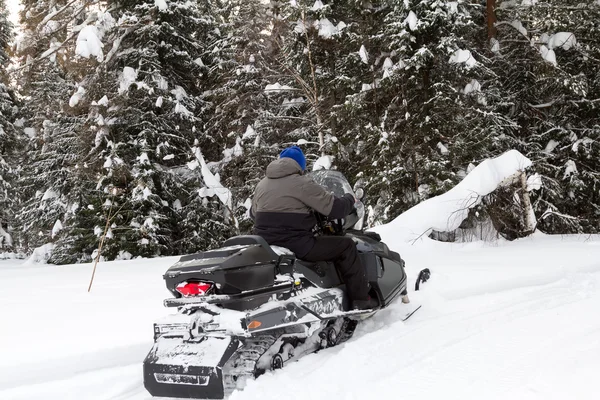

{"left": 203, "top": 0, "right": 286, "bottom": 233}
{"left": 492, "top": 0, "right": 600, "bottom": 233}
{"left": 336, "top": 0, "right": 513, "bottom": 225}
{"left": 0, "top": 0, "right": 19, "bottom": 250}
{"left": 14, "top": 0, "right": 91, "bottom": 255}
{"left": 59, "top": 0, "right": 235, "bottom": 262}
{"left": 264, "top": 0, "right": 386, "bottom": 165}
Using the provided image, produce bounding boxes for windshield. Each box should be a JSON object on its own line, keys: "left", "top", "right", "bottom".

{"left": 308, "top": 170, "right": 365, "bottom": 231}
{"left": 310, "top": 170, "right": 354, "bottom": 197}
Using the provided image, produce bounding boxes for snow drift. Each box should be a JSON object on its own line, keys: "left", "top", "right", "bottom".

{"left": 372, "top": 150, "right": 532, "bottom": 242}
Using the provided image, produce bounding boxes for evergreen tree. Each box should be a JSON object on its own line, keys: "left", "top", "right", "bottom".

{"left": 492, "top": 0, "right": 600, "bottom": 233}
{"left": 269, "top": 0, "right": 387, "bottom": 161}
{"left": 0, "top": 0, "right": 18, "bottom": 249}
{"left": 332, "top": 0, "right": 511, "bottom": 224}
{"left": 58, "top": 0, "right": 235, "bottom": 262}
{"left": 205, "top": 0, "right": 286, "bottom": 233}
{"left": 14, "top": 0, "right": 89, "bottom": 253}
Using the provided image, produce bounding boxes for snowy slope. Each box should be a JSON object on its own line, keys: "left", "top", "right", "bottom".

{"left": 2, "top": 233, "right": 600, "bottom": 400}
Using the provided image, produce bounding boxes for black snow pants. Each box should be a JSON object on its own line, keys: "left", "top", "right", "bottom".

{"left": 302, "top": 236, "right": 370, "bottom": 301}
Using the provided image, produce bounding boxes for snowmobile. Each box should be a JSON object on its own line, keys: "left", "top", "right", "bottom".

{"left": 143, "top": 170, "right": 417, "bottom": 399}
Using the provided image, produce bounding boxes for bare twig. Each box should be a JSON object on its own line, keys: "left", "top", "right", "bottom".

{"left": 88, "top": 194, "right": 123, "bottom": 292}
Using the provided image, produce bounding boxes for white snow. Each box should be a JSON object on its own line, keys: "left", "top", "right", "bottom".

{"left": 103, "top": 157, "right": 113, "bottom": 169}
{"left": 22, "top": 243, "right": 55, "bottom": 265}
{"left": 491, "top": 37, "right": 500, "bottom": 52}
{"left": 69, "top": 86, "right": 86, "bottom": 108}
{"left": 192, "top": 147, "right": 233, "bottom": 209}
{"left": 545, "top": 139, "right": 559, "bottom": 153}
{"left": 155, "top": 0, "right": 168, "bottom": 11}
{"left": 548, "top": 32, "right": 577, "bottom": 50}
{"left": 172, "top": 199, "right": 182, "bottom": 210}
{"left": 383, "top": 57, "right": 394, "bottom": 70}
{"left": 404, "top": 11, "right": 419, "bottom": 31}
{"left": 564, "top": 160, "right": 578, "bottom": 178}
{"left": 51, "top": 219, "right": 63, "bottom": 238}
{"left": 243, "top": 125, "right": 256, "bottom": 139}
{"left": 313, "top": 155, "right": 333, "bottom": 171}
{"left": 0, "top": 225, "right": 13, "bottom": 248}
{"left": 540, "top": 45, "right": 557, "bottom": 66}
{"left": 41, "top": 20, "right": 60, "bottom": 35}
{"left": 174, "top": 102, "right": 193, "bottom": 117}
{"left": 382, "top": 57, "right": 394, "bottom": 79}
{"left": 2, "top": 233, "right": 600, "bottom": 400}
{"left": 572, "top": 138, "right": 594, "bottom": 153}
{"left": 97, "top": 95, "right": 109, "bottom": 106}
{"left": 359, "top": 45, "right": 369, "bottom": 64}
{"left": 6, "top": 0, "right": 21, "bottom": 26}
{"left": 137, "top": 152, "right": 150, "bottom": 165}
{"left": 23, "top": 127, "right": 36, "bottom": 138}
{"left": 76, "top": 25, "right": 104, "bottom": 62}
{"left": 437, "top": 142, "right": 449, "bottom": 154}
{"left": 222, "top": 138, "right": 244, "bottom": 162}
{"left": 527, "top": 173, "right": 542, "bottom": 191}
{"left": 316, "top": 18, "right": 339, "bottom": 39}
{"left": 373, "top": 150, "right": 532, "bottom": 242}
{"left": 449, "top": 49, "right": 476, "bottom": 68}
{"left": 171, "top": 86, "right": 186, "bottom": 101}
{"left": 464, "top": 79, "right": 481, "bottom": 94}
{"left": 264, "top": 83, "right": 294, "bottom": 94}
{"left": 41, "top": 188, "right": 59, "bottom": 201}
{"left": 522, "top": 0, "right": 537, "bottom": 5}
{"left": 294, "top": 19, "right": 307, "bottom": 34}
{"left": 511, "top": 20, "right": 528, "bottom": 37}
{"left": 119, "top": 67, "right": 138, "bottom": 94}
{"left": 311, "top": 0, "right": 325, "bottom": 11}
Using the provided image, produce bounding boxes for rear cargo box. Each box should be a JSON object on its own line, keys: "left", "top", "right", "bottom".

{"left": 164, "top": 244, "right": 277, "bottom": 310}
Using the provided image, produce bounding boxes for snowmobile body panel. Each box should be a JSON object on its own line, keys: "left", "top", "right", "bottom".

{"left": 143, "top": 336, "right": 239, "bottom": 399}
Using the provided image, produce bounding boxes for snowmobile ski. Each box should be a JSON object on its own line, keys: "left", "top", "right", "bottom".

{"left": 402, "top": 304, "right": 422, "bottom": 322}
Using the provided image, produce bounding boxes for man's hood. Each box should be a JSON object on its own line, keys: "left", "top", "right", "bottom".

{"left": 266, "top": 157, "right": 303, "bottom": 179}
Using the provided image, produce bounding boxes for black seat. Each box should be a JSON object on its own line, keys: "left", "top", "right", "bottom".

{"left": 297, "top": 260, "right": 326, "bottom": 277}
{"left": 223, "top": 235, "right": 279, "bottom": 260}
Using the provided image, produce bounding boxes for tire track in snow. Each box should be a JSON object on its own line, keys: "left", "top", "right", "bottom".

{"left": 230, "top": 263, "right": 600, "bottom": 400}
{"left": 0, "top": 342, "right": 151, "bottom": 392}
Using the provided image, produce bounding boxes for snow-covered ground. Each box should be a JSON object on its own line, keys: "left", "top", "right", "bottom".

{"left": 1, "top": 233, "right": 600, "bottom": 400}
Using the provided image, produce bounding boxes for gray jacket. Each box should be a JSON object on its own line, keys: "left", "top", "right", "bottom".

{"left": 250, "top": 158, "right": 354, "bottom": 257}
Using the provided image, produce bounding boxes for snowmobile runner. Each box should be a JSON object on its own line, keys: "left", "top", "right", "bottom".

{"left": 143, "top": 170, "right": 414, "bottom": 399}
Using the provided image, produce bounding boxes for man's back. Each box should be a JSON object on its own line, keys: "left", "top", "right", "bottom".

{"left": 252, "top": 157, "right": 337, "bottom": 258}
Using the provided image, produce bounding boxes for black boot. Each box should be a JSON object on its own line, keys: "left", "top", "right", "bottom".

{"left": 352, "top": 296, "right": 379, "bottom": 311}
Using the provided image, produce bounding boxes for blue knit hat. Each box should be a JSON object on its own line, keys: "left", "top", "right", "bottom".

{"left": 280, "top": 146, "right": 306, "bottom": 171}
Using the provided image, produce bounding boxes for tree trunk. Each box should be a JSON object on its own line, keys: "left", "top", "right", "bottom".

{"left": 519, "top": 172, "right": 536, "bottom": 233}
{"left": 487, "top": 0, "right": 497, "bottom": 39}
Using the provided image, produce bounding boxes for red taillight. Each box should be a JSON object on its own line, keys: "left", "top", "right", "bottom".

{"left": 176, "top": 281, "right": 213, "bottom": 297}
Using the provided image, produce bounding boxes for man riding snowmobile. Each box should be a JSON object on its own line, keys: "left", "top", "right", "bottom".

{"left": 249, "top": 146, "right": 378, "bottom": 310}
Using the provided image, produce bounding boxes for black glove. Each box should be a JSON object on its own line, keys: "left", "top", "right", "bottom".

{"left": 343, "top": 193, "right": 357, "bottom": 215}
{"left": 343, "top": 193, "right": 355, "bottom": 204}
